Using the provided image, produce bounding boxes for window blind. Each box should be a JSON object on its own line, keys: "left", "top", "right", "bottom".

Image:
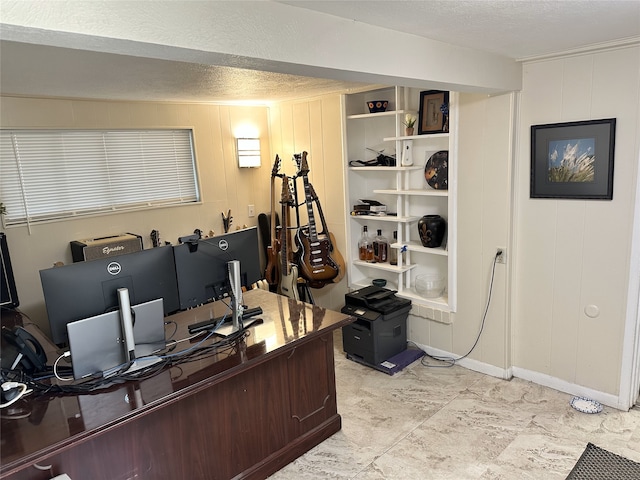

{"left": 0, "top": 129, "right": 199, "bottom": 227}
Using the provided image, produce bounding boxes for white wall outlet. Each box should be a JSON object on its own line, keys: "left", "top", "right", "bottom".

{"left": 496, "top": 247, "right": 506, "bottom": 264}
{"left": 248, "top": 204, "right": 255, "bottom": 218}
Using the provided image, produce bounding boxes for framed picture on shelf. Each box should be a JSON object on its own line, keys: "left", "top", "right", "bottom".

{"left": 418, "top": 90, "right": 449, "bottom": 135}
{"left": 530, "top": 118, "right": 616, "bottom": 200}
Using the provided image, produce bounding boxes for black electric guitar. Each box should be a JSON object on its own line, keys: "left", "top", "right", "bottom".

{"left": 294, "top": 152, "right": 340, "bottom": 286}
{"left": 264, "top": 156, "right": 281, "bottom": 287}
{"left": 278, "top": 175, "right": 299, "bottom": 300}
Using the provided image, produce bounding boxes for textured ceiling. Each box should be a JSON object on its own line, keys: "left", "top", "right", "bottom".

{"left": 0, "top": 41, "right": 373, "bottom": 104}
{"left": 279, "top": 0, "right": 640, "bottom": 60}
{"left": 1, "top": 1, "right": 638, "bottom": 103}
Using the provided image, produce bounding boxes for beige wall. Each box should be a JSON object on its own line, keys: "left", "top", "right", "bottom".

{"left": 409, "top": 92, "right": 513, "bottom": 372}
{"left": 1, "top": 96, "right": 271, "bottom": 334}
{"left": 513, "top": 46, "right": 640, "bottom": 397}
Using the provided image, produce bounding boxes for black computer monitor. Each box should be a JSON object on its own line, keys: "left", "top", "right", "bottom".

{"left": 40, "top": 246, "right": 180, "bottom": 345}
{"left": 0, "top": 233, "right": 19, "bottom": 309}
{"left": 173, "top": 227, "right": 261, "bottom": 310}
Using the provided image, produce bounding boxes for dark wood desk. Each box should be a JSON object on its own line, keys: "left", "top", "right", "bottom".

{"left": 1, "top": 290, "right": 353, "bottom": 480}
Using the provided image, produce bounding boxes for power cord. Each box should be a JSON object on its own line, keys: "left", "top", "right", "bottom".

{"left": 53, "top": 352, "right": 74, "bottom": 381}
{"left": 419, "top": 250, "right": 499, "bottom": 368}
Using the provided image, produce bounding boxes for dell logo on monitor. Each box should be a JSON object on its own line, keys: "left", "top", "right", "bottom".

{"left": 218, "top": 240, "right": 229, "bottom": 251}
{"left": 107, "top": 262, "right": 122, "bottom": 275}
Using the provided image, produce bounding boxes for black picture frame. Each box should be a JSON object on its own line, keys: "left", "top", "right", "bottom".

{"left": 418, "top": 90, "right": 449, "bottom": 135}
{"left": 530, "top": 118, "right": 616, "bottom": 200}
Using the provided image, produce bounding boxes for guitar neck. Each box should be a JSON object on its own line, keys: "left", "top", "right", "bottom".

{"left": 302, "top": 177, "right": 318, "bottom": 240}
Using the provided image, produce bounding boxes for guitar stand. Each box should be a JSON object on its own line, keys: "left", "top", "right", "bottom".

{"left": 297, "top": 279, "right": 315, "bottom": 305}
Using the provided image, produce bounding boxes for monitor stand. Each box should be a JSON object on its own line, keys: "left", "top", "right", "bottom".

{"left": 116, "top": 287, "right": 163, "bottom": 374}
{"left": 213, "top": 260, "right": 261, "bottom": 338}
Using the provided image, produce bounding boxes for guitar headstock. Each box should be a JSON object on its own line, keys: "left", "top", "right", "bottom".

{"left": 271, "top": 155, "right": 281, "bottom": 177}
{"left": 280, "top": 175, "right": 294, "bottom": 206}
{"left": 296, "top": 151, "right": 310, "bottom": 176}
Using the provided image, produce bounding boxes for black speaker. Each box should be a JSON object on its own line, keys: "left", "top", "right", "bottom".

{"left": 0, "top": 232, "right": 19, "bottom": 309}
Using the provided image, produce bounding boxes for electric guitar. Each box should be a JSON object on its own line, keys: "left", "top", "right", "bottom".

{"left": 278, "top": 175, "right": 299, "bottom": 300}
{"left": 307, "top": 183, "right": 346, "bottom": 284}
{"left": 264, "top": 156, "right": 281, "bottom": 287}
{"left": 294, "top": 152, "right": 340, "bottom": 286}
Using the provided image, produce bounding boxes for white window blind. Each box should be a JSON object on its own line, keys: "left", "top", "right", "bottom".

{"left": 0, "top": 129, "right": 199, "bottom": 227}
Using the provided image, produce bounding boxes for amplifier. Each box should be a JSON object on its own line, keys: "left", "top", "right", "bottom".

{"left": 70, "top": 233, "right": 143, "bottom": 262}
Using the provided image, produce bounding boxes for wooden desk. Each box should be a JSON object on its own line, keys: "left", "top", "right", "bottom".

{"left": 1, "top": 290, "right": 353, "bottom": 480}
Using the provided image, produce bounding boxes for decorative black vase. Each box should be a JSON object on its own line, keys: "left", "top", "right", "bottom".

{"left": 418, "top": 215, "right": 446, "bottom": 248}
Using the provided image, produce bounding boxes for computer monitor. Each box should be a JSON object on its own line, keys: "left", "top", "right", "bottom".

{"left": 173, "top": 227, "right": 261, "bottom": 310}
{"left": 0, "top": 233, "right": 19, "bottom": 309}
{"left": 40, "top": 246, "right": 180, "bottom": 345}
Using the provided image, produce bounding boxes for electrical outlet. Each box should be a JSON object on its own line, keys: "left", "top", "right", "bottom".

{"left": 496, "top": 247, "right": 506, "bottom": 264}
{"left": 248, "top": 204, "right": 255, "bottom": 218}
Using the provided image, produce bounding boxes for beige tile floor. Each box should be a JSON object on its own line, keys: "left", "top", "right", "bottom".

{"left": 269, "top": 331, "right": 640, "bottom": 479}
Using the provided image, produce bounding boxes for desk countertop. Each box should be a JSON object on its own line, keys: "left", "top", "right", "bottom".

{"left": 0, "top": 289, "right": 353, "bottom": 472}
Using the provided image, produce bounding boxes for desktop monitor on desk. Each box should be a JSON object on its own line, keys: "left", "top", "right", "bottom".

{"left": 173, "top": 227, "right": 261, "bottom": 310}
{"left": 40, "top": 246, "right": 180, "bottom": 346}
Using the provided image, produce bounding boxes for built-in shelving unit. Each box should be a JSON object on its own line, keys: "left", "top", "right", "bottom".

{"left": 342, "top": 86, "right": 457, "bottom": 311}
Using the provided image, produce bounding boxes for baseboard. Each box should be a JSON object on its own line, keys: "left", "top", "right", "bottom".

{"left": 413, "top": 343, "right": 628, "bottom": 411}
{"left": 414, "top": 343, "right": 513, "bottom": 380}
{"left": 511, "top": 367, "right": 627, "bottom": 411}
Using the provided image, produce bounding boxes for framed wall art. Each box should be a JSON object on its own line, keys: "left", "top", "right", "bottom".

{"left": 418, "top": 90, "right": 449, "bottom": 135}
{"left": 530, "top": 118, "right": 616, "bottom": 200}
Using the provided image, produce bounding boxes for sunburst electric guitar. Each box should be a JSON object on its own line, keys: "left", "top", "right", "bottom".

{"left": 278, "top": 175, "right": 299, "bottom": 300}
{"left": 307, "top": 183, "right": 346, "bottom": 284}
{"left": 294, "top": 152, "right": 340, "bottom": 287}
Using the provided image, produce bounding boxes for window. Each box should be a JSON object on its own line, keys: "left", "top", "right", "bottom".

{"left": 0, "top": 129, "right": 200, "bottom": 227}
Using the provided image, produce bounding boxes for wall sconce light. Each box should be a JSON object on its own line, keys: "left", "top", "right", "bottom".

{"left": 237, "top": 138, "right": 261, "bottom": 168}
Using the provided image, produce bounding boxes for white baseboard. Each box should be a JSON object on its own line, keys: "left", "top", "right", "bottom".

{"left": 512, "top": 367, "right": 627, "bottom": 411}
{"left": 413, "top": 343, "right": 628, "bottom": 411}
{"left": 414, "top": 343, "right": 512, "bottom": 380}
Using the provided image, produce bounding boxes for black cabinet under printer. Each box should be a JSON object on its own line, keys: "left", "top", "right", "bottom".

{"left": 341, "top": 286, "right": 411, "bottom": 367}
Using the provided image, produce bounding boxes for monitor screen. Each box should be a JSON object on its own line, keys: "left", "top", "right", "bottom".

{"left": 173, "top": 227, "right": 261, "bottom": 310}
{"left": 40, "top": 246, "right": 180, "bottom": 345}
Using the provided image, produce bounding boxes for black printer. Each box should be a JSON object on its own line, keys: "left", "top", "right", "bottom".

{"left": 341, "top": 286, "right": 411, "bottom": 366}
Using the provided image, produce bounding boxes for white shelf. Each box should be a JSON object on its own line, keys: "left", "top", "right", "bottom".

{"left": 397, "top": 289, "right": 450, "bottom": 310}
{"left": 348, "top": 165, "right": 422, "bottom": 172}
{"left": 353, "top": 259, "right": 416, "bottom": 273}
{"left": 374, "top": 188, "right": 449, "bottom": 197}
{"left": 383, "top": 132, "right": 450, "bottom": 141}
{"left": 350, "top": 214, "right": 421, "bottom": 223}
{"left": 392, "top": 241, "right": 448, "bottom": 256}
{"left": 347, "top": 109, "right": 414, "bottom": 120}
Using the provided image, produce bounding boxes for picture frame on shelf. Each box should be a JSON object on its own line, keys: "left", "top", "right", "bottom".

{"left": 530, "top": 118, "right": 616, "bottom": 200}
{"left": 418, "top": 90, "right": 449, "bottom": 135}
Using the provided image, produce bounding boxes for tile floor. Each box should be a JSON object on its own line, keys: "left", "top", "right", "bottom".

{"left": 269, "top": 331, "right": 640, "bottom": 479}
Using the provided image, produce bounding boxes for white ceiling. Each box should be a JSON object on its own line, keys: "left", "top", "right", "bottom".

{"left": 1, "top": 0, "right": 638, "bottom": 104}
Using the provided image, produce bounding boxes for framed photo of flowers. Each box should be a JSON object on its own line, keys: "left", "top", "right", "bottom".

{"left": 530, "top": 118, "right": 616, "bottom": 200}
{"left": 418, "top": 90, "right": 449, "bottom": 135}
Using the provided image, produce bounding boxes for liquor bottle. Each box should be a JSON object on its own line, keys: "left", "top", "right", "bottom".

{"left": 389, "top": 230, "right": 398, "bottom": 265}
{"left": 358, "top": 226, "right": 374, "bottom": 261}
{"left": 373, "top": 229, "right": 388, "bottom": 263}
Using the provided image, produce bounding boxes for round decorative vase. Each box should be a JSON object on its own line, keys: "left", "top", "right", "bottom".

{"left": 405, "top": 127, "right": 414, "bottom": 136}
{"left": 418, "top": 215, "right": 446, "bottom": 248}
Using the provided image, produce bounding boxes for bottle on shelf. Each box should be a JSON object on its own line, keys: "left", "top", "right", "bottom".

{"left": 389, "top": 230, "right": 398, "bottom": 265}
{"left": 358, "top": 225, "right": 374, "bottom": 262}
{"left": 373, "top": 229, "right": 388, "bottom": 263}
